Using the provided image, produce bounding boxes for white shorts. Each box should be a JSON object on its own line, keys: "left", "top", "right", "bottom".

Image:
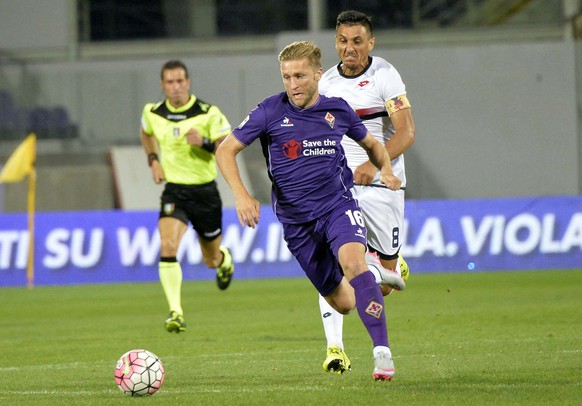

{"left": 352, "top": 185, "right": 405, "bottom": 258}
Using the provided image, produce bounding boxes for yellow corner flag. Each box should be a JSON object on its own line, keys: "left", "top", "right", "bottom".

{"left": 0, "top": 133, "right": 37, "bottom": 288}
{"left": 0, "top": 133, "right": 37, "bottom": 183}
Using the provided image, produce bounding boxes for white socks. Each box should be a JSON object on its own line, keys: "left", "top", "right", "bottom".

{"left": 373, "top": 346, "right": 392, "bottom": 358}
{"left": 319, "top": 294, "right": 344, "bottom": 349}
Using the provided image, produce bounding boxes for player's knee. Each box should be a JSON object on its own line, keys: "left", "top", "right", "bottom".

{"left": 335, "top": 304, "right": 354, "bottom": 315}
{"left": 328, "top": 295, "right": 355, "bottom": 315}
{"left": 160, "top": 239, "right": 180, "bottom": 256}
{"left": 340, "top": 257, "right": 366, "bottom": 280}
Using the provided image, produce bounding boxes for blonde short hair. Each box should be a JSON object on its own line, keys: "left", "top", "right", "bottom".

{"left": 278, "top": 41, "right": 322, "bottom": 70}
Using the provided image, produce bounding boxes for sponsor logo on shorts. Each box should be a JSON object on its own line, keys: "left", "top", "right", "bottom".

{"left": 163, "top": 203, "right": 174, "bottom": 215}
{"left": 365, "top": 301, "right": 383, "bottom": 319}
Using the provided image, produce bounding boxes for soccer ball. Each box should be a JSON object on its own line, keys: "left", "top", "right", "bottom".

{"left": 114, "top": 349, "right": 165, "bottom": 396}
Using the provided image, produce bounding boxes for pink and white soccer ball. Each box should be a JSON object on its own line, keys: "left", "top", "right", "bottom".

{"left": 114, "top": 349, "right": 164, "bottom": 396}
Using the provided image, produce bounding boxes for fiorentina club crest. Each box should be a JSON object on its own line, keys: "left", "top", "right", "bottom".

{"left": 365, "top": 301, "right": 384, "bottom": 319}
{"left": 325, "top": 112, "right": 335, "bottom": 129}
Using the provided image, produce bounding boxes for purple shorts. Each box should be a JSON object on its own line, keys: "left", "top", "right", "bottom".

{"left": 282, "top": 199, "right": 367, "bottom": 297}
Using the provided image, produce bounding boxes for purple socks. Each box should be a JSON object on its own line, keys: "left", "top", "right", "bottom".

{"left": 350, "top": 271, "right": 389, "bottom": 348}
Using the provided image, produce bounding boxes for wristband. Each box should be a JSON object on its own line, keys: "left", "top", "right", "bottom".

{"left": 147, "top": 152, "right": 159, "bottom": 167}
{"left": 201, "top": 137, "right": 215, "bottom": 153}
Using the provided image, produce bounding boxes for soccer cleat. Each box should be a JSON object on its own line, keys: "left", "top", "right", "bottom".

{"left": 323, "top": 345, "right": 352, "bottom": 374}
{"left": 216, "top": 246, "right": 234, "bottom": 290}
{"left": 373, "top": 351, "right": 395, "bottom": 381}
{"left": 399, "top": 253, "right": 410, "bottom": 282}
{"left": 366, "top": 252, "right": 405, "bottom": 291}
{"left": 165, "top": 311, "right": 186, "bottom": 333}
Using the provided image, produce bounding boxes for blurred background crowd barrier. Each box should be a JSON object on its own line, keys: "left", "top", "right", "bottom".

{"left": 1, "top": 195, "right": 580, "bottom": 287}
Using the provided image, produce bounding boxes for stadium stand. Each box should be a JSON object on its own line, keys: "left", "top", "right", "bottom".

{"left": 0, "top": 90, "right": 77, "bottom": 141}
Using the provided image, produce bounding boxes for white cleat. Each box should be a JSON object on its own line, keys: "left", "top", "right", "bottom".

{"left": 366, "top": 252, "right": 406, "bottom": 291}
{"left": 373, "top": 350, "right": 396, "bottom": 381}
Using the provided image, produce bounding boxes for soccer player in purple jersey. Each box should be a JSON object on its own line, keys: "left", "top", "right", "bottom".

{"left": 216, "top": 40, "right": 401, "bottom": 381}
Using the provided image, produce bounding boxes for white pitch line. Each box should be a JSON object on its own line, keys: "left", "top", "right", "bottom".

{"left": 0, "top": 385, "right": 365, "bottom": 396}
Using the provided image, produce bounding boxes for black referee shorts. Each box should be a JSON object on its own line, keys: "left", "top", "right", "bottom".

{"left": 159, "top": 182, "right": 223, "bottom": 241}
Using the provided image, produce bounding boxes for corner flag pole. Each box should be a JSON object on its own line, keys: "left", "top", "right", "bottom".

{"left": 27, "top": 165, "right": 36, "bottom": 288}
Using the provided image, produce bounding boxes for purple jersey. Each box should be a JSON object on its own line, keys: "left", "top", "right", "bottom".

{"left": 233, "top": 92, "right": 368, "bottom": 224}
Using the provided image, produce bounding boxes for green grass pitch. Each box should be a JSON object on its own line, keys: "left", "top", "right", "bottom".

{"left": 0, "top": 270, "right": 581, "bottom": 405}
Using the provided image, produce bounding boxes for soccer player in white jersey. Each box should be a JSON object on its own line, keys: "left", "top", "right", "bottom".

{"left": 318, "top": 10, "right": 416, "bottom": 374}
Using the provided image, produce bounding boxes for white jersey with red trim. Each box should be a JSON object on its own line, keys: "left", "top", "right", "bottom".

{"left": 320, "top": 56, "right": 408, "bottom": 187}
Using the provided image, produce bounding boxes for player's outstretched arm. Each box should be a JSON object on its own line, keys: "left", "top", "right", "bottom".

{"left": 216, "top": 134, "right": 261, "bottom": 228}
